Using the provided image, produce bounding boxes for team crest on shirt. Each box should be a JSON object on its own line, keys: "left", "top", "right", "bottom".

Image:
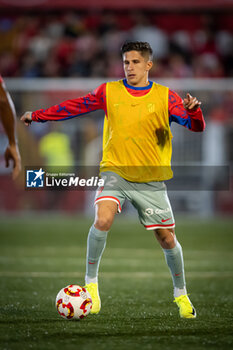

{"left": 147, "top": 103, "right": 155, "bottom": 113}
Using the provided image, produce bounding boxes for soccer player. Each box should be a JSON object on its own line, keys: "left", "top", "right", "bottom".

{"left": 21, "top": 41, "right": 205, "bottom": 319}
{"left": 0, "top": 75, "right": 21, "bottom": 180}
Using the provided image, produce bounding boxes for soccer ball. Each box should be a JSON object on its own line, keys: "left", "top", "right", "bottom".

{"left": 55, "top": 284, "right": 92, "bottom": 320}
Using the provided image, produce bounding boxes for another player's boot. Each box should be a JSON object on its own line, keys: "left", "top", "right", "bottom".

{"left": 174, "top": 294, "right": 196, "bottom": 319}
{"left": 84, "top": 282, "right": 101, "bottom": 314}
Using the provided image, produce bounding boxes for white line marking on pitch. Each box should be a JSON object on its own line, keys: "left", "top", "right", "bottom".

{"left": 0, "top": 271, "right": 232, "bottom": 278}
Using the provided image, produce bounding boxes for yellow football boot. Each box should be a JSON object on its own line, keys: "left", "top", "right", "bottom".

{"left": 174, "top": 294, "right": 196, "bottom": 319}
{"left": 84, "top": 283, "right": 101, "bottom": 314}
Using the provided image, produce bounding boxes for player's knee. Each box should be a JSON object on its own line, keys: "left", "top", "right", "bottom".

{"left": 163, "top": 235, "right": 175, "bottom": 248}
{"left": 94, "top": 216, "right": 113, "bottom": 231}
{"left": 154, "top": 228, "right": 176, "bottom": 249}
{"left": 94, "top": 201, "right": 117, "bottom": 231}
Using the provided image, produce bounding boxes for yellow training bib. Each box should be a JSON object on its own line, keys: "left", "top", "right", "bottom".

{"left": 100, "top": 80, "right": 173, "bottom": 182}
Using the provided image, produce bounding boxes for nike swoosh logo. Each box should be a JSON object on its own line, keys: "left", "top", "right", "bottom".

{"left": 161, "top": 217, "right": 172, "bottom": 223}
{"left": 175, "top": 273, "right": 181, "bottom": 276}
{"left": 88, "top": 262, "right": 96, "bottom": 265}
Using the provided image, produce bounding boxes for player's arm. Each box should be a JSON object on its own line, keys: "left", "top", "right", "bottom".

{"left": 169, "top": 90, "right": 205, "bottom": 132}
{"left": 0, "top": 79, "right": 21, "bottom": 179}
{"left": 21, "top": 84, "right": 107, "bottom": 125}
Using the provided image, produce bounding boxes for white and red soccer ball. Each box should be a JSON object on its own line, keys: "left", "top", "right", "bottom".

{"left": 56, "top": 284, "right": 92, "bottom": 320}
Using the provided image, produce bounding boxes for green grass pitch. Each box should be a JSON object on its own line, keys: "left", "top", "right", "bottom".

{"left": 0, "top": 215, "right": 233, "bottom": 350}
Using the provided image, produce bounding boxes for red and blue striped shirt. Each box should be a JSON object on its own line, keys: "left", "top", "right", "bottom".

{"left": 32, "top": 80, "right": 205, "bottom": 132}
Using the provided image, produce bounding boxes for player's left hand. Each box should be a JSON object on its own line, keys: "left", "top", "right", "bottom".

{"left": 4, "top": 143, "right": 21, "bottom": 180}
{"left": 183, "top": 93, "right": 201, "bottom": 111}
{"left": 20, "top": 111, "right": 32, "bottom": 126}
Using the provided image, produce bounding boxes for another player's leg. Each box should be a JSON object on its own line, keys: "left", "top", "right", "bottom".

{"left": 85, "top": 200, "right": 118, "bottom": 314}
{"left": 154, "top": 228, "right": 196, "bottom": 319}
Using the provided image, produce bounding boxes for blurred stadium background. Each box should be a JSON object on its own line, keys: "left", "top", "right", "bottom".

{"left": 0, "top": 0, "right": 232, "bottom": 217}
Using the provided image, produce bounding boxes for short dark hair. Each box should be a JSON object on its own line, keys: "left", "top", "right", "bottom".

{"left": 121, "top": 41, "right": 153, "bottom": 60}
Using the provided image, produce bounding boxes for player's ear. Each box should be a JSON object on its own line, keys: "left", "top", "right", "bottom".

{"left": 146, "top": 60, "right": 153, "bottom": 72}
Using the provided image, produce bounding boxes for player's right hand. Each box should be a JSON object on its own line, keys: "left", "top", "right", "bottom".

{"left": 20, "top": 111, "right": 32, "bottom": 126}
{"left": 4, "top": 143, "right": 21, "bottom": 180}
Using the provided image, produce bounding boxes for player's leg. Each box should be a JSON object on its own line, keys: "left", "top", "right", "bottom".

{"left": 85, "top": 200, "right": 117, "bottom": 314}
{"left": 85, "top": 171, "right": 126, "bottom": 313}
{"left": 130, "top": 180, "right": 196, "bottom": 319}
{"left": 154, "top": 228, "right": 196, "bottom": 318}
{"left": 86, "top": 200, "right": 117, "bottom": 284}
{"left": 154, "top": 228, "right": 186, "bottom": 294}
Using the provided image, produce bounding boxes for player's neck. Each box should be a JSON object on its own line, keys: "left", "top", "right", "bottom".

{"left": 123, "top": 78, "right": 152, "bottom": 91}
{"left": 126, "top": 78, "right": 150, "bottom": 88}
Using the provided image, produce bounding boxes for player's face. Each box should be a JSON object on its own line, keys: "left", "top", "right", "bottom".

{"left": 123, "top": 51, "right": 153, "bottom": 87}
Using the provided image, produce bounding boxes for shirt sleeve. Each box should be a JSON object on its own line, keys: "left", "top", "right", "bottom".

{"left": 32, "top": 83, "right": 107, "bottom": 122}
{"left": 169, "top": 89, "right": 205, "bottom": 132}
